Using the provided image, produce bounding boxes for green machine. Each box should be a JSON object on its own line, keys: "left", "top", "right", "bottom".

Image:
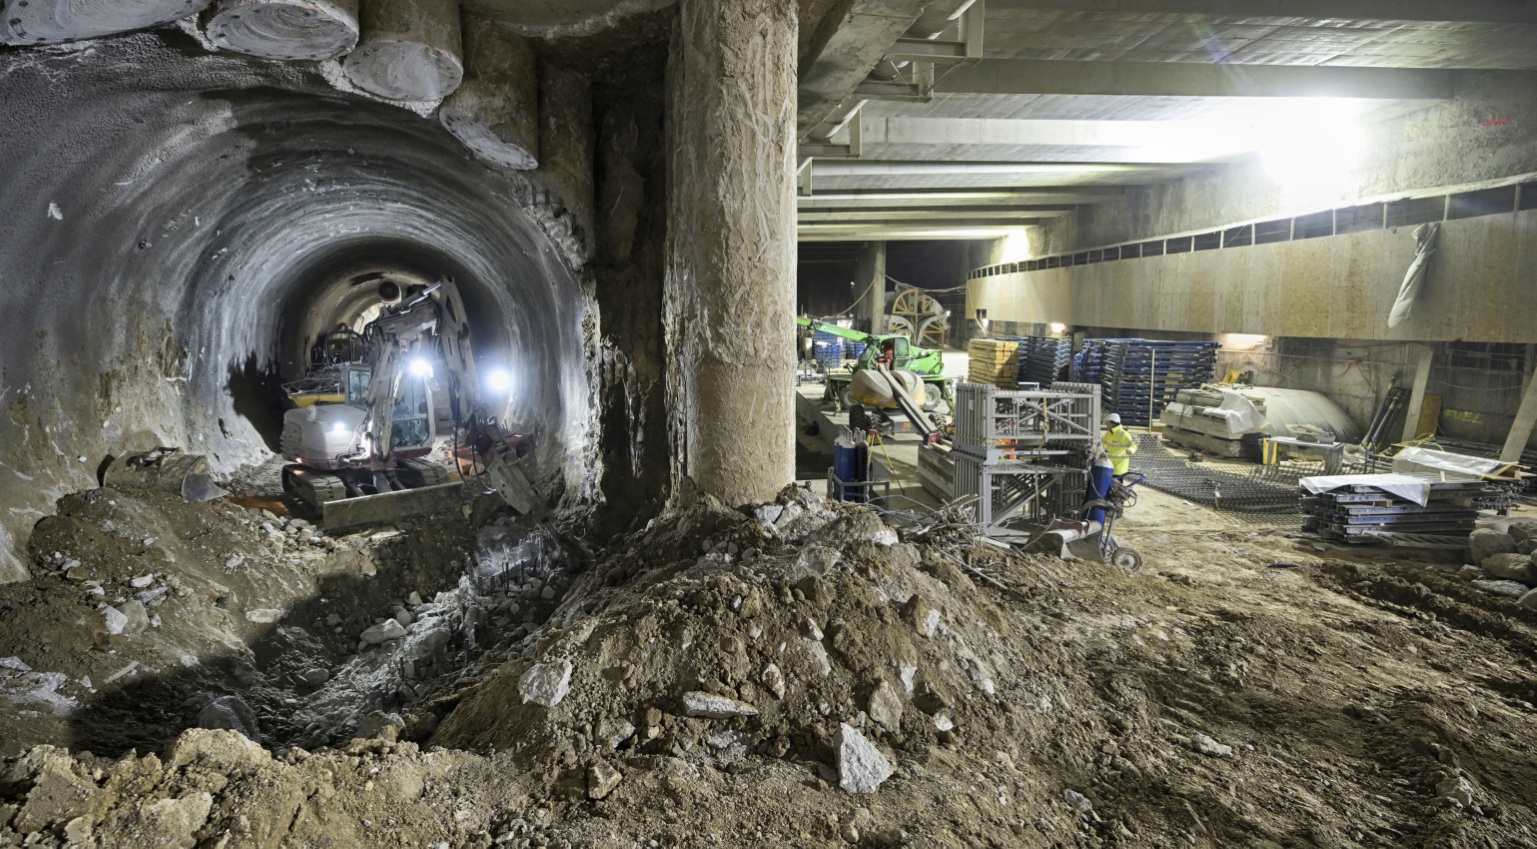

{"left": 797, "top": 316, "right": 953, "bottom": 411}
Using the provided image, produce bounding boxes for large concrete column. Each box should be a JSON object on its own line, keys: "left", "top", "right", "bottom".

{"left": 344, "top": 0, "right": 462, "bottom": 102}
{"left": 665, "top": 0, "right": 797, "bottom": 507}
{"left": 2, "top": 0, "right": 212, "bottom": 45}
{"left": 853, "top": 241, "right": 886, "bottom": 334}
{"left": 204, "top": 0, "right": 359, "bottom": 60}
{"left": 440, "top": 17, "right": 539, "bottom": 170}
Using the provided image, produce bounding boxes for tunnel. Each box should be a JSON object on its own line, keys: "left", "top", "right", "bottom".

{"left": 0, "top": 32, "right": 593, "bottom": 583}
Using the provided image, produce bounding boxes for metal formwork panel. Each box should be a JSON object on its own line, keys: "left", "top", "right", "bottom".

{"left": 953, "top": 382, "right": 1101, "bottom": 457}
{"left": 952, "top": 451, "right": 1086, "bottom": 528}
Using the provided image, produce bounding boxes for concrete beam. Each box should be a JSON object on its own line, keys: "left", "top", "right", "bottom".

{"left": 440, "top": 17, "right": 540, "bottom": 170}
{"left": 812, "top": 160, "right": 1181, "bottom": 176}
{"left": 985, "top": 0, "right": 1537, "bottom": 25}
{"left": 800, "top": 211, "right": 1049, "bottom": 222}
{"left": 799, "top": 186, "right": 1126, "bottom": 202}
{"left": 797, "top": 0, "right": 931, "bottom": 135}
{"left": 937, "top": 59, "right": 1457, "bottom": 99}
{"left": 345, "top": 0, "right": 464, "bottom": 102}
{"left": 3, "top": 0, "right": 212, "bottom": 44}
{"left": 802, "top": 217, "right": 1041, "bottom": 228}
{"left": 799, "top": 203, "right": 1079, "bottom": 213}
{"left": 801, "top": 226, "right": 1023, "bottom": 241}
{"left": 205, "top": 0, "right": 359, "bottom": 60}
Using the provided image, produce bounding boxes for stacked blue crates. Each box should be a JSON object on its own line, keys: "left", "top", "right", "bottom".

{"left": 844, "top": 341, "right": 868, "bottom": 362}
{"left": 813, "top": 328, "right": 844, "bottom": 372}
{"left": 1072, "top": 338, "right": 1221, "bottom": 426}
{"left": 1018, "top": 336, "right": 1073, "bottom": 387}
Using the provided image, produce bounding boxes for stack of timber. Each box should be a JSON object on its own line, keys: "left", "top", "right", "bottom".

{"left": 968, "top": 338, "right": 1020, "bottom": 389}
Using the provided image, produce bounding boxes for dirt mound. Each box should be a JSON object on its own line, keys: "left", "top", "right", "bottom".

{"left": 6, "top": 485, "right": 1537, "bottom": 848}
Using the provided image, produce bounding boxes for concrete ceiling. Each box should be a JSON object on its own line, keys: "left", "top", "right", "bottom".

{"left": 464, "top": 0, "right": 675, "bottom": 35}
{"left": 795, "top": 0, "right": 1537, "bottom": 241}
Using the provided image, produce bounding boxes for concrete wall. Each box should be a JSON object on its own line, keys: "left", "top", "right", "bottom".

{"left": 972, "top": 211, "right": 1537, "bottom": 344}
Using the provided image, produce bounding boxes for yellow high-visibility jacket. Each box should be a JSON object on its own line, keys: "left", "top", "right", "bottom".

{"left": 1103, "top": 425, "right": 1137, "bottom": 475}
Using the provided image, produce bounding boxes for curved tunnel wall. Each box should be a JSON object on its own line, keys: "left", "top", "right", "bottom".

{"left": 0, "top": 33, "right": 594, "bottom": 583}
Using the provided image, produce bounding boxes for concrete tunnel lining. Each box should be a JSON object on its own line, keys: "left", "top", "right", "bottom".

{"left": 0, "top": 32, "right": 594, "bottom": 583}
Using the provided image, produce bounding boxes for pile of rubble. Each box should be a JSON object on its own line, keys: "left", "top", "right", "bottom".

{"left": 1461, "top": 522, "right": 1537, "bottom": 607}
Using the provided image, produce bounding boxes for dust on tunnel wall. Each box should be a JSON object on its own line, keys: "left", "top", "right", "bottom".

{"left": 0, "top": 32, "right": 594, "bottom": 584}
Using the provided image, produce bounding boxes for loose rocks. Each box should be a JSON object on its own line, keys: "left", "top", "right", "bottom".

{"left": 1190, "top": 733, "right": 1233, "bottom": 758}
{"left": 1469, "top": 529, "right": 1517, "bottom": 565}
{"left": 681, "top": 692, "right": 758, "bottom": 719}
{"left": 519, "top": 659, "right": 573, "bottom": 708}
{"left": 836, "top": 723, "right": 893, "bottom": 794}
{"left": 1472, "top": 579, "right": 1530, "bottom": 598}
{"left": 1479, "top": 553, "right": 1535, "bottom": 584}
{"left": 197, "top": 695, "right": 260, "bottom": 739}
{"left": 361, "top": 618, "right": 408, "bottom": 644}
{"left": 587, "top": 762, "right": 623, "bottom": 800}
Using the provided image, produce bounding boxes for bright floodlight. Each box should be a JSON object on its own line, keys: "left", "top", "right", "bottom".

{"left": 331, "top": 421, "right": 347, "bottom": 434}
{"left": 1259, "top": 100, "right": 1364, "bottom": 200}
{"left": 408, "top": 358, "right": 433, "bottom": 378}
{"left": 1050, "top": 323, "right": 1067, "bottom": 334}
{"left": 487, "top": 369, "right": 512, "bottom": 393}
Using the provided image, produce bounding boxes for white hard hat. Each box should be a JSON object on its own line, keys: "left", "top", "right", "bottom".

{"left": 1106, "top": 413, "right": 1121, "bottom": 425}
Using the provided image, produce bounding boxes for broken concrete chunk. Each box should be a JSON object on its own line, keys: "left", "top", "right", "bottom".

{"left": 1190, "top": 733, "right": 1233, "bottom": 758}
{"left": 1472, "top": 579, "right": 1530, "bottom": 598}
{"left": 596, "top": 718, "right": 636, "bottom": 749}
{"left": 1519, "top": 588, "right": 1537, "bottom": 610}
{"left": 1061, "top": 789, "right": 1094, "bottom": 814}
{"left": 165, "top": 728, "right": 271, "bottom": 771}
{"left": 1506, "top": 520, "right": 1537, "bottom": 545}
{"left": 519, "top": 659, "right": 574, "bottom": 708}
{"left": 9, "top": 749, "right": 97, "bottom": 834}
{"left": 867, "top": 681, "right": 904, "bottom": 733}
{"left": 130, "top": 574, "right": 154, "bottom": 588}
{"left": 1479, "top": 553, "right": 1535, "bottom": 584}
{"left": 836, "top": 723, "right": 893, "bottom": 794}
{"left": 901, "top": 595, "right": 939, "bottom": 638}
{"left": 361, "top": 619, "right": 408, "bottom": 644}
{"left": 1469, "top": 529, "right": 1517, "bottom": 565}
{"left": 681, "top": 691, "right": 759, "bottom": 719}
{"left": 116, "top": 600, "right": 150, "bottom": 636}
{"left": 197, "top": 695, "right": 259, "bottom": 739}
{"left": 587, "top": 762, "right": 623, "bottom": 800}
{"left": 136, "top": 792, "right": 213, "bottom": 849}
{"left": 244, "top": 608, "right": 283, "bottom": 624}
{"left": 761, "top": 664, "right": 786, "bottom": 699}
{"left": 102, "top": 606, "right": 130, "bottom": 636}
{"left": 753, "top": 504, "right": 784, "bottom": 527}
{"left": 301, "top": 668, "right": 331, "bottom": 687}
{"left": 1437, "top": 775, "right": 1474, "bottom": 807}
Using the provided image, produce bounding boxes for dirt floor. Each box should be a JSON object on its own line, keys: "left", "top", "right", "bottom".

{"left": 3, "top": 467, "right": 1537, "bottom": 848}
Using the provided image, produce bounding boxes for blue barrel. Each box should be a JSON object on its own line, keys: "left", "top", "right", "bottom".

{"left": 1083, "top": 456, "right": 1115, "bottom": 524}
{"left": 834, "top": 441, "right": 858, "bottom": 495}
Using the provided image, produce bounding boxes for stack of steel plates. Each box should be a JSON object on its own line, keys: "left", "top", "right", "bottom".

{"left": 1072, "top": 338, "right": 1222, "bottom": 426}
{"left": 1018, "top": 336, "right": 1073, "bottom": 387}
{"left": 1301, "top": 478, "right": 1487, "bottom": 547}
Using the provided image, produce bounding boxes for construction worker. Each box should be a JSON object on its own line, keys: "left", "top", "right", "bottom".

{"left": 1102, "top": 413, "right": 1138, "bottom": 477}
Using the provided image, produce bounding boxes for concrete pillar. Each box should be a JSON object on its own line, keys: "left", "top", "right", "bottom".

{"left": 439, "top": 17, "right": 539, "bottom": 169}
{"left": 3, "top": 0, "right": 212, "bottom": 45}
{"left": 205, "top": 0, "right": 359, "bottom": 60}
{"left": 665, "top": 0, "right": 797, "bottom": 507}
{"left": 853, "top": 241, "right": 886, "bottom": 335}
{"left": 539, "top": 62, "right": 595, "bottom": 236}
{"left": 344, "top": 0, "right": 462, "bottom": 102}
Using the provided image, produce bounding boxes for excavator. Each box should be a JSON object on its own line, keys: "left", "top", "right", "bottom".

{"left": 277, "top": 278, "right": 551, "bottom": 533}
{"left": 796, "top": 316, "right": 952, "bottom": 413}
